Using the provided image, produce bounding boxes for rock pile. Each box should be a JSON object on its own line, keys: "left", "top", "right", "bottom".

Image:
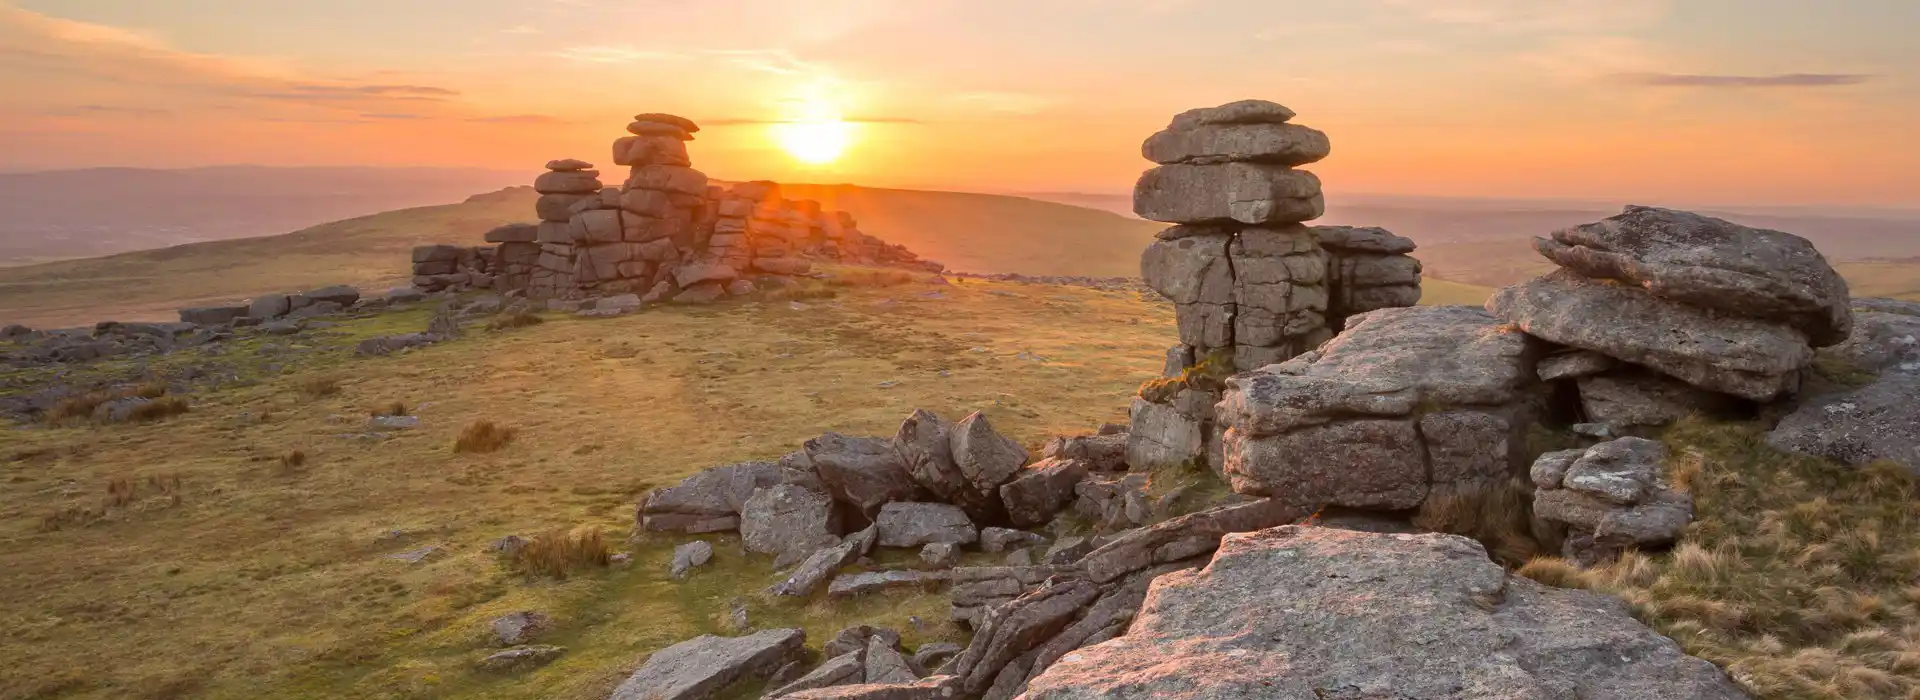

{"left": 1767, "top": 297, "right": 1920, "bottom": 472}
{"left": 411, "top": 112, "right": 940, "bottom": 304}
{"left": 1127, "top": 100, "right": 1423, "bottom": 474}
{"left": 1531, "top": 437, "right": 1693, "bottom": 564}
{"left": 1489, "top": 206, "right": 1852, "bottom": 413}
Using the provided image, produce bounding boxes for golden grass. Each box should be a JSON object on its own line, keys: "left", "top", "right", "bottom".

{"left": 486, "top": 310, "right": 545, "bottom": 331}
{"left": 453, "top": 420, "right": 516, "bottom": 454}
{"left": 43, "top": 383, "right": 187, "bottom": 425}
{"left": 1413, "top": 479, "right": 1557, "bottom": 567}
{"left": 0, "top": 277, "right": 1172, "bottom": 699}
{"left": 1519, "top": 418, "right": 1920, "bottom": 699}
{"left": 507, "top": 527, "right": 612, "bottom": 580}
{"left": 297, "top": 375, "right": 343, "bottom": 398}
{"left": 372, "top": 400, "right": 409, "bottom": 417}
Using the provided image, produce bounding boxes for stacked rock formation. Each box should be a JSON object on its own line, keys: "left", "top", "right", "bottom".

{"left": 1127, "top": 100, "right": 1423, "bottom": 474}
{"left": 410, "top": 112, "right": 939, "bottom": 303}
{"left": 1489, "top": 206, "right": 1854, "bottom": 420}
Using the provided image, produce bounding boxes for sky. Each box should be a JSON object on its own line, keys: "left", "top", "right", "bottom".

{"left": 1, "top": 0, "right": 1916, "bottom": 207}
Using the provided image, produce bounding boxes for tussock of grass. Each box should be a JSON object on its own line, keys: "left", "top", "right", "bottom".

{"left": 506, "top": 527, "right": 611, "bottom": 580}
{"left": 44, "top": 383, "right": 187, "bottom": 425}
{"left": 1138, "top": 348, "right": 1235, "bottom": 402}
{"left": 126, "top": 396, "right": 190, "bottom": 423}
{"left": 1521, "top": 417, "right": 1920, "bottom": 699}
{"left": 1413, "top": 479, "right": 1557, "bottom": 567}
{"left": 453, "top": 420, "right": 515, "bottom": 454}
{"left": 297, "top": 375, "right": 342, "bottom": 398}
{"left": 486, "top": 310, "right": 544, "bottom": 331}
{"left": 371, "top": 401, "right": 408, "bottom": 417}
{"left": 279, "top": 449, "right": 308, "bottom": 473}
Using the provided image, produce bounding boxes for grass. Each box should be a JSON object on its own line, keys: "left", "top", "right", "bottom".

{"left": 454, "top": 420, "right": 516, "bottom": 454}
{"left": 42, "top": 382, "right": 188, "bottom": 426}
{"left": 373, "top": 400, "right": 410, "bottom": 417}
{"left": 0, "top": 275, "right": 1172, "bottom": 699}
{"left": 486, "top": 311, "right": 544, "bottom": 331}
{"left": 299, "top": 376, "right": 344, "bottom": 398}
{"left": 506, "top": 528, "right": 611, "bottom": 580}
{"left": 1518, "top": 417, "right": 1920, "bottom": 699}
{"left": 1413, "top": 479, "right": 1557, "bottom": 567}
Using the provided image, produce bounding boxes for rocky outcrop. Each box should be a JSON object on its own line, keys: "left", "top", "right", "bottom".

{"left": 1080, "top": 498, "right": 1302, "bottom": 584}
{"left": 741, "top": 484, "right": 844, "bottom": 567}
{"left": 1217, "top": 305, "right": 1537, "bottom": 510}
{"left": 768, "top": 526, "right": 877, "bottom": 598}
{"left": 1767, "top": 299, "right": 1920, "bottom": 472}
{"left": 1021, "top": 526, "right": 1749, "bottom": 700}
{"left": 638, "top": 461, "right": 803, "bottom": 533}
{"left": 1532, "top": 437, "right": 1693, "bottom": 565}
{"left": 608, "top": 628, "right": 806, "bottom": 700}
{"left": 806, "top": 433, "right": 925, "bottom": 516}
{"left": 874, "top": 502, "right": 978, "bottom": 549}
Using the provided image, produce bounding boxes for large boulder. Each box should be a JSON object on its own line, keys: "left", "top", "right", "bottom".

{"left": 874, "top": 502, "right": 978, "bottom": 549}
{"left": 1535, "top": 205, "right": 1852, "bottom": 346}
{"left": 805, "top": 433, "right": 924, "bottom": 515}
{"left": 1133, "top": 163, "right": 1324, "bottom": 226}
{"left": 998, "top": 458, "right": 1089, "bottom": 528}
{"left": 768, "top": 526, "right": 877, "bottom": 598}
{"left": 893, "top": 410, "right": 986, "bottom": 514}
{"left": 178, "top": 303, "right": 249, "bottom": 326}
{"left": 1022, "top": 527, "right": 1749, "bottom": 700}
{"left": 608, "top": 629, "right": 806, "bottom": 700}
{"left": 638, "top": 461, "right": 801, "bottom": 533}
{"left": 949, "top": 579, "right": 1104, "bottom": 695}
{"left": 741, "top": 484, "right": 843, "bottom": 567}
{"left": 302, "top": 285, "right": 361, "bottom": 307}
{"left": 1489, "top": 269, "right": 1809, "bottom": 401}
{"left": 1578, "top": 367, "right": 1744, "bottom": 428}
{"left": 1080, "top": 498, "right": 1303, "bottom": 584}
{"left": 949, "top": 412, "right": 1029, "bottom": 498}
{"left": 1217, "top": 305, "right": 1536, "bottom": 509}
{"left": 1142, "top": 122, "right": 1330, "bottom": 167}
{"left": 1767, "top": 302, "right": 1920, "bottom": 472}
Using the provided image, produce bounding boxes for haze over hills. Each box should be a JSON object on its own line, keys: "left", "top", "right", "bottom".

{"left": 0, "top": 166, "right": 527, "bottom": 265}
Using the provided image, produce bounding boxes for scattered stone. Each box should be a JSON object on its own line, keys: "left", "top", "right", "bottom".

{"left": 1080, "top": 498, "right": 1302, "bottom": 584}
{"left": 998, "top": 458, "right": 1089, "bottom": 528}
{"left": 480, "top": 645, "right": 565, "bottom": 672}
{"left": 950, "top": 412, "right": 1030, "bottom": 498}
{"left": 1039, "top": 433, "right": 1128, "bottom": 472}
{"left": 875, "top": 502, "right": 978, "bottom": 549}
{"left": 828, "top": 570, "right": 944, "bottom": 598}
{"left": 490, "top": 611, "right": 552, "bottom": 646}
{"left": 919, "top": 542, "right": 960, "bottom": 569}
{"left": 1001, "top": 549, "right": 1033, "bottom": 567}
{"left": 741, "top": 484, "right": 844, "bottom": 568}
{"left": 805, "top": 433, "right": 924, "bottom": 516}
{"left": 766, "top": 651, "right": 866, "bottom": 698}
{"left": 639, "top": 461, "right": 799, "bottom": 533}
{"left": 978, "top": 528, "right": 1048, "bottom": 554}
{"left": 865, "top": 635, "right": 918, "bottom": 685}
{"left": 369, "top": 415, "right": 421, "bottom": 430}
{"left": 387, "top": 546, "right": 439, "bottom": 564}
{"left": 768, "top": 526, "right": 878, "bottom": 598}
{"left": 776, "top": 678, "right": 960, "bottom": 700}
{"left": 1021, "top": 526, "right": 1748, "bottom": 700}
{"left": 670, "top": 540, "right": 714, "bottom": 579}
{"left": 911, "top": 643, "right": 963, "bottom": 676}
{"left": 1039, "top": 537, "right": 1094, "bottom": 567}
{"left": 1532, "top": 437, "right": 1692, "bottom": 565}
{"left": 950, "top": 579, "right": 1103, "bottom": 695}
{"left": 608, "top": 629, "right": 806, "bottom": 700}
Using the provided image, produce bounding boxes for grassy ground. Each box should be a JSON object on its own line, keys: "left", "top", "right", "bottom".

{"left": 1521, "top": 419, "right": 1920, "bottom": 699}
{"left": 0, "top": 276, "right": 1175, "bottom": 700}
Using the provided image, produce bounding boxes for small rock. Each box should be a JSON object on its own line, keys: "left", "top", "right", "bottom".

{"left": 369, "top": 415, "right": 420, "bottom": 430}
{"left": 479, "top": 645, "right": 565, "bottom": 672}
{"left": 726, "top": 598, "right": 751, "bottom": 633}
{"left": 1002, "top": 548, "right": 1034, "bottom": 567}
{"left": 671, "top": 540, "right": 714, "bottom": 579}
{"left": 979, "top": 527, "right": 1048, "bottom": 554}
{"left": 490, "top": 611, "right": 552, "bottom": 646}
{"left": 920, "top": 542, "right": 960, "bottom": 570}
{"left": 388, "top": 546, "right": 439, "bottom": 564}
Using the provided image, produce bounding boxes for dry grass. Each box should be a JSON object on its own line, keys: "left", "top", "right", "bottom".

{"left": 506, "top": 527, "right": 611, "bottom": 580}
{"left": 1413, "top": 479, "right": 1558, "bottom": 567}
{"left": 0, "top": 277, "right": 1169, "bottom": 699}
{"left": 1518, "top": 417, "right": 1920, "bottom": 699}
{"left": 371, "top": 400, "right": 409, "bottom": 417}
{"left": 824, "top": 267, "right": 917, "bottom": 288}
{"left": 126, "top": 396, "right": 190, "bottom": 423}
{"left": 453, "top": 420, "right": 516, "bottom": 454}
{"left": 279, "top": 449, "right": 309, "bottom": 472}
{"left": 487, "top": 310, "right": 545, "bottom": 331}
{"left": 297, "top": 375, "right": 343, "bottom": 398}
{"left": 44, "top": 383, "right": 187, "bottom": 425}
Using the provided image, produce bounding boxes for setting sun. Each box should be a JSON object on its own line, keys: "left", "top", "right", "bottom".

{"left": 773, "top": 120, "right": 855, "bottom": 164}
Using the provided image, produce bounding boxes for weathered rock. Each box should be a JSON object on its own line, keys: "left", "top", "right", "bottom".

{"left": 1822, "top": 306, "right": 1920, "bottom": 375}
{"left": 912, "top": 643, "right": 963, "bottom": 675}
{"left": 1022, "top": 527, "right": 1748, "bottom": 700}
{"left": 1143, "top": 122, "right": 1330, "bottom": 167}
{"left": 1218, "top": 306, "right": 1535, "bottom": 508}
{"left": 633, "top": 113, "right": 699, "bottom": 133}
{"left": 1315, "top": 225, "right": 1417, "bottom": 255}
{"left": 1040, "top": 537, "right": 1094, "bottom": 566}
{"left": 248, "top": 294, "right": 291, "bottom": 320}
{"left": 1489, "top": 269, "right": 1810, "bottom": 401}
{"left": 179, "top": 303, "right": 251, "bottom": 326}
{"left": 919, "top": 542, "right": 960, "bottom": 569}
{"left": 1134, "top": 163, "right": 1323, "bottom": 226}
{"left": 1536, "top": 205, "right": 1852, "bottom": 346}
{"left": 806, "top": 433, "right": 924, "bottom": 515}
{"left": 670, "top": 540, "right": 714, "bottom": 579}
{"left": 865, "top": 636, "right": 918, "bottom": 684}
{"left": 490, "top": 611, "right": 552, "bottom": 646}
{"left": 1080, "top": 497, "right": 1303, "bottom": 584}
{"left": 609, "top": 629, "right": 806, "bottom": 700}
{"left": 768, "top": 526, "right": 877, "bottom": 598}
{"left": 1040, "top": 433, "right": 1128, "bottom": 472}
{"left": 979, "top": 528, "right": 1048, "bottom": 554}
{"left": 638, "top": 461, "right": 799, "bottom": 533}
{"left": 1579, "top": 367, "right": 1743, "bottom": 428}
{"left": 893, "top": 410, "right": 980, "bottom": 511}
{"left": 1767, "top": 374, "right": 1920, "bottom": 472}
{"left": 950, "top": 579, "right": 1103, "bottom": 694}
{"left": 1008, "top": 561, "right": 1203, "bottom": 697}
{"left": 1537, "top": 349, "right": 1619, "bottom": 381}
{"left": 1139, "top": 233, "right": 1235, "bottom": 349}
{"left": 828, "top": 570, "right": 944, "bottom": 598}
{"left": 481, "top": 645, "right": 565, "bottom": 672}
{"left": 777, "top": 678, "right": 960, "bottom": 700}
{"left": 875, "top": 502, "right": 978, "bottom": 549}
{"left": 1167, "top": 99, "right": 1295, "bottom": 130}
{"left": 950, "top": 412, "right": 1029, "bottom": 498}
{"left": 1533, "top": 438, "right": 1694, "bottom": 561}
{"left": 534, "top": 170, "right": 602, "bottom": 195}
{"left": 741, "top": 485, "right": 844, "bottom": 567}
{"left": 675, "top": 282, "right": 728, "bottom": 304}
{"left": 998, "top": 458, "right": 1089, "bottom": 529}
{"left": 765, "top": 651, "right": 866, "bottom": 698}
{"left": 1072, "top": 472, "right": 1151, "bottom": 531}
{"left": 1124, "top": 398, "right": 1209, "bottom": 475}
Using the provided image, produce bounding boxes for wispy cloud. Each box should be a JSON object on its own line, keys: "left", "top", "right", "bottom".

{"left": 1623, "top": 73, "right": 1874, "bottom": 88}
{"left": 705, "top": 116, "right": 922, "bottom": 126}
{"left": 549, "top": 46, "right": 691, "bottom": 63}
{"left": 467, "top": 114, "right": 573, "bottom": 125}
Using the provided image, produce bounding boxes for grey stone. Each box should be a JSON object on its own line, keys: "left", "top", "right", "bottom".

{"left": 998, "top": 458, "right": 1089, "bottom": 529}
{"left": 865, "top": 636, "right": 918, "bottom": 685}
{"left": 638, "top": 461, "right": 802, "bottom": 533}
{"left": 1167, "top": 99, "right": 1296, "bottom": 130}
{"left": 950, "top": 412, "right": 1029, "bottom": 498}
{"left": 911, "top": 643, "right": 964, "bottom": 675}
{"left": 950, "top": 579, "right": 1103, "bottom": 694}
{"left": 675, "top": 282, "right": 727, "bottom": 304}
{"left": 1490, "top": 269, "right": 1808, "bottom": 401}
{"left": 1537, "top": 349, "right": 1619, "bottom": 381}
{"left": 1314, "top": 225, "right": 1417, "bottom": 255}
{"left": 674, "top": 261, "right": 739, "bottom": 287}
{"left": 765, "top": 652, "right": 866, "bottom": 698}
{"left": 1073, "top": 472, "right": 1151, "bottom": 531}
{"left": 480, "top": 645, "right": 565, "bottom": 672}
{"left": 741, "top": 485, "right": 843, "bottom": 568}
{"left": 490, "top": 611, "right": 552, "bottom": 646}
{"left": 1533, "top": 438, "right": 1693, "bottom": 555}
{"left": 1536, "top": 205, "right": 1852, "bottom": 346}
{"left": 893, "top": 409, "right": 982, "bottom": 512}
{"left": 979, "top": 528, "right": 1048, "bottom": 554}
{"left": 919, "top": 542, "right": 960, "bottom": 569}
{"left": 547, "top": 158, "right": 594, "bottom": 171}
{"left": 248, "top": 294, "right": 291, "bottom": 320}
{"left": 1579, "top": 368, "right": 1743, "bottom": 428}
{"left": 1124, "top": 399, "right": 1206, "bottom": 474}
{"left": 609, "top": 629, "right": 806, "bottom": 700}
{"left": 777, "top": 678, "right": 961, "bottom": 700}
{"left": 1822, "top": 307, "right": 1920, "bottom": 376}
{"left": 1134, "top": 163, "right": 1323, "bottom": 226}
{"left": 827, "top": 570, "right": 943, "bottom": 598}
{"left": 178, "top": 303, "right": 250, "bottom": 326}
{"left": 1002, "top": 549, "right": 1033, "bottom": 567}
{"left": 1080, "top": 497, "right": 1303, "bottom": 584}
{"left": 805, "top": 433, "right": 924, "bottom": 516}
{"left": 627, "top": 165, "right": 710, "bottom": 195}
{"left": 875, "top": 502, "right": 978, "bottom": 549}
{"left": 1040, "top": 433, "right": 1128, "bottom": 472}
{"left": 1021, "top": 527, "right": 1748, "bottom": 700}
{"left": 768, "top": 526, "right": 877, "bottom": 598}
{"left": 1040, "top": 537, "right": 1095, "bottom": 566}
{"left": 670, "top": 540, "right": 714, "bottom": 579}
{"left": 533, "top": 170, "right": 602, "bottom": 195}
{"left": 1768, "top": 374, "right": 1920, "bottom": 472}
{"left": 1143, "top": 122, "right": 1330, "bottom": 166}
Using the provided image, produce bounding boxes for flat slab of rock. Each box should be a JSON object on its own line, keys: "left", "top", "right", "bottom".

{"left": 1768, "top": 374, "right": 1920, "bottom": 472}
{"left": 768, "top": 526, "right": 877, "bottom": 598}
{"left": 1081, "top": 498, "right": 1303, "bottom": 584}
{"left": 1490, "top": 269, "right": 1810, "bottom": 401}
{"left": 1142, "top": 122, "right": 1330, "bottom": 166}
{"left": 874, "top": 502, "right": 978, "bottom": 549}
{"left": 640, "top": 461, "right": 797, "bottom": 533}
{"left": 1022, "top": 527, "right": 1749, "bottom": 700}
{"left": 608, "top": 628, "right": 805, "bottom": 700}
{"left": 1579, "top": 368, "right": 1743, "bottom": 428}
{"left": 778, "top": 677, "right": 960, "bottom": 699}
{"left": 1133, "top": 163, "right": 1324, "bottom": 226}
{"left": 741, "top": 484, "right": 843, "bottom": 567}
{"left": 827, "top": 570, "right": 946, "bottom": 598}
{"left": 1532, "top": 438, "right": 1693, "bottom": 563}
{"left": 1536, "top": 205, "right": 1852, "bottom": 346}
{"left": 806, "top": 433, "right": 924, "bottom": 515}
{"left": 765, "top": 650, "right": 865, "bottom": 697}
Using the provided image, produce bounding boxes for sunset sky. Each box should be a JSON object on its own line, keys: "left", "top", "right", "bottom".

{"left": 2, "top": 0, "right": 1916, "bottom": 206}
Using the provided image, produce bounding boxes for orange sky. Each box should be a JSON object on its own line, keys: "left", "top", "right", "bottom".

{"left": 1, "top": 0, "right": 1916, "bottom": 206}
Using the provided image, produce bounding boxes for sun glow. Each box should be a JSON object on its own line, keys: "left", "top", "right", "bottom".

{"left": 774, "top": 120, "right": 854, "bottom": 164}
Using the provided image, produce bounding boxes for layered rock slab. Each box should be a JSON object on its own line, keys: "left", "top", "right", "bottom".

{"left": 1021, "top": 526, "right": 1749, "bottom": 700}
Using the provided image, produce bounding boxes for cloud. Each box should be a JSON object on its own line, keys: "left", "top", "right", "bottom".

{"left": 467, "top": 114, "right": 574, "bottom": 125}
{"left": 704, "top": 116, "right": 923, "bottom": 126}
{"left": 549, "top": 46, "right": 691, "bottom": 63}
{"left": 1623, "top": 73, "right": 1874, "bottom": 88}
{"left": 44, "top": 104, "right": 171, "bottom": 117}
{"left": 1378, "top": 0, "right": 1670, "bottom": 31}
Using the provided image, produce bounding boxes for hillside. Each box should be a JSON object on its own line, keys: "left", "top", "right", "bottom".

{"left": 0, "top": 167, "right": 528, "bottom": 266}
{"left": 0, "top": 186, "right": 1165, "bottom": 329}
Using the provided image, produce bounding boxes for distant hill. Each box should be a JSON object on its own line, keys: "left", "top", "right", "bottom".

{"left": 0, "top": 185, "right": 1165, "bottom": 328}
{"left": 0, "top": 166, "right": 528, "bottom": 265}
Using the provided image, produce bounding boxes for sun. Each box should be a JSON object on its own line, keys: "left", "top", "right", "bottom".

{"left": 773, "top": 120, "right": 854, "bottom": 165}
